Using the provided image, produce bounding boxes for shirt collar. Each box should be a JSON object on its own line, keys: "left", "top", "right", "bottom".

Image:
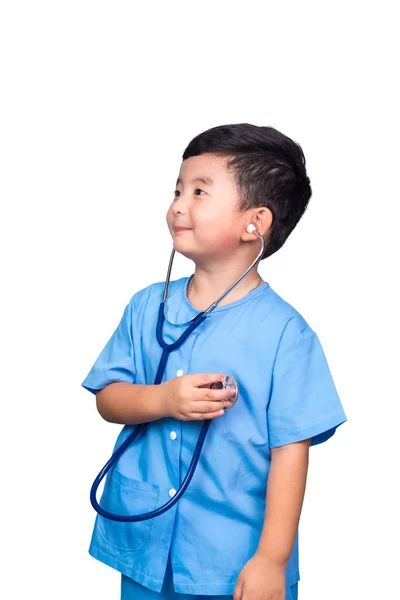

{"left": 163, "top": 276, "right": 270, "bottom": 326}
{"left": 163, "top": 277, "right": 200, "bottom": 326}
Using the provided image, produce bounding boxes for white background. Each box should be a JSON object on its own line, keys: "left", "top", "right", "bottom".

{"left": 1, "top": 1, "right": 399, "bottom": 598}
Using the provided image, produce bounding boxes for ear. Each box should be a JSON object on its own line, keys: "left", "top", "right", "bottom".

{"left": 253, "top": 207, "right": 273, "bottom": 237}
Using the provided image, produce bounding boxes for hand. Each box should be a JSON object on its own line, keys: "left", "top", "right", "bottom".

{"left": 233, "top": 553, "right": 286, "bottom": 600}
{"left": 161, "top": 372, "right": 236, "bottom": 421}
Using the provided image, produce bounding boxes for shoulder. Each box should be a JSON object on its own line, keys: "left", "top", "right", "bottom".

{"left": 263, "top": 284, "right": 316, "bottom": 345}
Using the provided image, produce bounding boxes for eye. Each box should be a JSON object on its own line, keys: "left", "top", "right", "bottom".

{"left": 173, "top": 188, "right": 205, "bottom": 198}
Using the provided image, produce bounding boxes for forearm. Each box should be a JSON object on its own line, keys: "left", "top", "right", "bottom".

{"left": 256, "top": 438, "right": 311, "bottom": 565}
{"left": 95, "top": 382, "right": 167, "bottom": 425}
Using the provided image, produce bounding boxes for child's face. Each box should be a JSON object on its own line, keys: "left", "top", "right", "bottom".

{"left": 166, "top": 153, "right": 251, "bottom": 264}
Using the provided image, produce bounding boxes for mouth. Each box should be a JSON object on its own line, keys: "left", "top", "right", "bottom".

{"left": 175, "top": 227, "right": 191, "bottom": 232}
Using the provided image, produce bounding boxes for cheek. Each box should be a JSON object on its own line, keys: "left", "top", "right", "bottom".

{"left": 166, "top": 207, "right": 173, "bottom": 224}
{"left": 203, "top": 224, "right": 238, "bottom": 248}
{"left": 196, "top": 207, "right": 240, "bottom": 246}
{"left": 219, "top": 230, "right": 238, "bottom": 248}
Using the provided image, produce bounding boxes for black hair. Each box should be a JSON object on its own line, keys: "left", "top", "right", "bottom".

{"left": 181, "top": 123, "right": 312, "bottom": 260}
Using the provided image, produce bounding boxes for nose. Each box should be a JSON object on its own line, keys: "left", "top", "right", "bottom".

{"left": 171, "top": 192, "right": 188, "bottom": 216}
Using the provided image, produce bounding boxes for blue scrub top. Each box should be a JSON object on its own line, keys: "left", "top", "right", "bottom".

{"left": 81, "top": 276, "right": 347, "bottom": 595}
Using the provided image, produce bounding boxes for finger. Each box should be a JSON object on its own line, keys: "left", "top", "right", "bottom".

{"left": 233, "top": 580, "right": 244, "bottom": 600}
{"left": 191, "top": 409, "right": 225, "bottom": 420}
{"left": 192, "top": 372, "right": 226, "bottom": 387}
{"left": 196, "top": 398, "right": 235, "bottom": 414}
{"left": 198, "top": 387, "right": 236, "bottom": 402}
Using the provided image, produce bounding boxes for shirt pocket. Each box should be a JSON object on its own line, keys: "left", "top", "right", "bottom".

{"left": 96, "top": 467, "right": 160, "bottom": 552}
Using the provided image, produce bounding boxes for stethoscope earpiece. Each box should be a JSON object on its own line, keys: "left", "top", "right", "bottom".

{"left": 246, "top": 224, "right": 257, "bottom": 233}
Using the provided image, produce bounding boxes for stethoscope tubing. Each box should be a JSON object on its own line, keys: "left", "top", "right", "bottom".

{"left": 90, "top": 231, "right": 265, "bottom": 521}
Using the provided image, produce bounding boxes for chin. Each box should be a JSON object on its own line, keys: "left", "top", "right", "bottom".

{"left": 173, "top": 240, "right": 194, "bottom": 259}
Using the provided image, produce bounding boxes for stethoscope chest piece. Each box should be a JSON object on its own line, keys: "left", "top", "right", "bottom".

{"left": 210, "top": 375, "right": 238, "bottom": 408}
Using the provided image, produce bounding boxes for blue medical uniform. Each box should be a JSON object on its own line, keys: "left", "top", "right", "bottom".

{"left": 81, "top": 276, "right": 347, "bottom": 597}
{"left": 121, "top": 551, "right": 299, "bottom": 599}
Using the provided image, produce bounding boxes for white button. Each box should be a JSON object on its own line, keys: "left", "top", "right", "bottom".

{"left": 169, "top": 488, "right": 177, "bottom": 497}
{"left": 170, "top": 431, "right": 177, "bottom": 440}
{"left": 176, "top": 369, "right": 184, "bottom": 377}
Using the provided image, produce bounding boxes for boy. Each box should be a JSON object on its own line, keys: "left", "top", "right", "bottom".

{"left": 81, "top": 123, "right": 347, "bottom": 600}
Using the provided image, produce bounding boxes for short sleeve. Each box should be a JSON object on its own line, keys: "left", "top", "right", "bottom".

{"left": 81, "top": 298, "right": 136, "bottom": 395}
{"left": 267, "top": 319, "right": 347, "bottom": 448}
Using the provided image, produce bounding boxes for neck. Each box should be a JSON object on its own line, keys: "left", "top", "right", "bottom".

{"left": 187, "top": 266, "right": 263, "bottom": 308}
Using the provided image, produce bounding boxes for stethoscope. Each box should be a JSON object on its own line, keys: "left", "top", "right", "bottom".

{"left": 90, "top": 224, "right": 265, "bottom": 522}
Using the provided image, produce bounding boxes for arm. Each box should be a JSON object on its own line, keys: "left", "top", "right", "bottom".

{"left": 233, "top": 438, "right": 311, "bottom": 600}
{"left": 95, "top": 373, "right": 230, "bottom": 426}
{"left": 96, "top": 382, "right": 167, "bottom": 425}
{"left": 256, "top": 437, "right": 311, "bottom": 564}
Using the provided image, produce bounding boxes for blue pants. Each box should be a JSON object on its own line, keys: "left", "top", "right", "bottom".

{"left": 121, "top": 553, "right": 299, "bottom": 600}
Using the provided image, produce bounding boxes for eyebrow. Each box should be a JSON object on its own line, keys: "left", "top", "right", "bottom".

{"left": 176, "top": 176, "right": 214, "bottom": 187}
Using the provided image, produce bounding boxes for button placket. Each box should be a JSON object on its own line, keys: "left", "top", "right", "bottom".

{"left": 168, "top": 374, "right": 180, "bottom": 496}
{"left": 169, "top": 365, "right": 188, "bottom": 498}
